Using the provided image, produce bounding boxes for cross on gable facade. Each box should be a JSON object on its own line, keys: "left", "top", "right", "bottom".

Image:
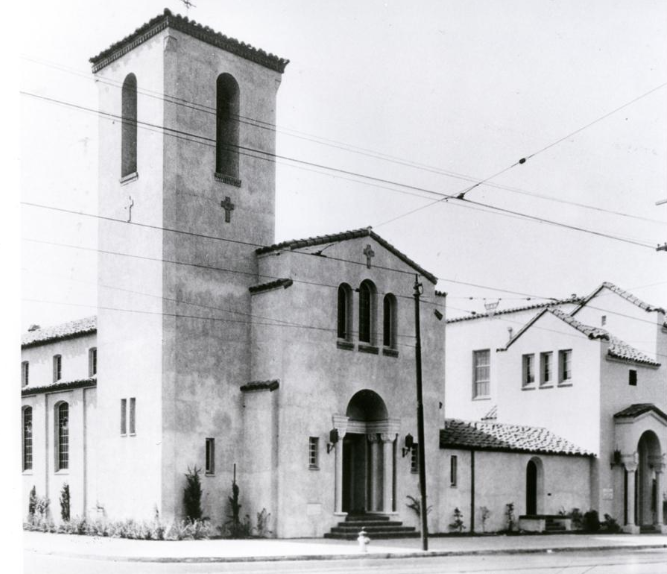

{"left": 220, "top": 196, "right": 235, "bottom": 223}
{"left": 363, "top": 244, "right": 375, "bottom": 269}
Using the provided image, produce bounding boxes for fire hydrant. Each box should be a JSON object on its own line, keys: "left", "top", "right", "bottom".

{"left": 357, "top": 527, "right": 370, "bottom": 553}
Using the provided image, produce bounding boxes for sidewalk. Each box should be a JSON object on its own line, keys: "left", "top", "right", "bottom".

{"left": 23, "top": 531, "right": 667, "bottom": 563}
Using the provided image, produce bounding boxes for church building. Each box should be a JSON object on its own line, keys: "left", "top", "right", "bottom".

{"left": 21, "top": 9, "right": 666, "bottom": 538}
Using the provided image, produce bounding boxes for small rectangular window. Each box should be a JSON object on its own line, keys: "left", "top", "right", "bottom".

{"left": 205, "top": 438, "right": 215, "bottom": 474}
{"left": 89, "top": 348, "right": 97, "bottom": 377}
{"left": 522, "top": 354, "right": 535, "bottom": 387}
{"left": 629, "top": 370, "right": 637, "bottom": 386}
{"left": 121, "top": 399, "right": 127, "bottom": 435}
{"left": 473, "top": 350, "right": 490, "bottom": 398}
{"left": 411, "top": 444, "right": 419, "bottom": 474}
{"left": 53, "top": 355, "right": 62, "bottom": 382}
{"left": 450, "top": 455, "right": 458, "bottom": 487}
{"left": 129, "top": 398, "right": 136, "bottom": 435}
{"left": 540, "top": 352, "right": 552, "bottom": 386}
{"left": 309, "top": 437, "right": 320, "bottom": 469}
{"left": 22, "top": 361, "right": 29, "bottom": 387}
{"left": 559, "top": 350, "right": 572, "bottom": 383}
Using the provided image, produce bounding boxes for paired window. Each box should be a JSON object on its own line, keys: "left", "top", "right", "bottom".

{"left": 121, "top": 74, "right": 138, "bottom": 178}
{"left": 629, "top": 369, "right": 637, "bottom": 386}
{"left": 56, "top": 403, "right": 69, "bottom": 471}
{"left": 559, "top": 350, "right": 572, "bottom": 383}
{"left": 216, "top": 74, "right": 240, "bottom": 178}
{"left": 89, "top": 347, "right": 97, "bottom": 377}
{"left": 205, "top": 438, "right": 215, "bottom": 474}
{"left": 522, "top": 354, "right": 535, "bottom": 387}
{"left": 53, "top": 355, "right": 62, "bottom": 383}
{"left": 23, "top": 407, "right": 33, "bottom": 471}
{"left": 358, "top": 280, "right": 376, "bottom": 344}
{"left": 472, "top": 350, "right": 490, "bottom": 398}
{"left": 22, "top": 361, "right": 29, "bottom": 387}
{"left": 410, "top": 443, "right": 419, "bottom": 474}
{"left": 450, "top": 455, "right": 458, "bottom": 487}
{"left": 120, "top": 398, "right": 136, "bottom": 436}
{"left": 540, "top": 352, "right": 553, "bottom": 386}
{"left": 308, "top": 437, "right": 320, "bottom": 469}
{"left": 337, "top": 280, "right": 396, "bottom": 349}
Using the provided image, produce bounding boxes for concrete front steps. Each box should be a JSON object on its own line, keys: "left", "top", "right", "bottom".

{"left": 324, "top": 514, "right": 420, "bottom": 540}
{"left": 545, "top": 517, "right": 567, "bottom": 533}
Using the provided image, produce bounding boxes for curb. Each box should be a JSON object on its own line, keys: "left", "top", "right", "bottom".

{"left": 26, "top": 543, "right": 667, "bottom": 564}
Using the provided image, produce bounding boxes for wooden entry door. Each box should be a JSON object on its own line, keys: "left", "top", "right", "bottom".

{"left": 526, "top": 460, "right": 538, "bottom": 515}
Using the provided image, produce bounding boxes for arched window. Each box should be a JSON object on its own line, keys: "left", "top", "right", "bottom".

{"left": 121, "top": 73, "right": 138, "bottom": 178}
{"left": 216, "top": 74, "right": 240, "bottom": 178}
{"left": 383, "top": 293, "right": 397, "bottom": 348}
{"left": 358, "top": 280, "right": 377, "bottom": 344}
{"left": 23, "top": 407, "right": 33, "bottom": 471}
{"left": 337, "top": 283, "right": 353, "bottom": 340}
{"left": 56, "top": 402, "right": 69, "bottom": 471}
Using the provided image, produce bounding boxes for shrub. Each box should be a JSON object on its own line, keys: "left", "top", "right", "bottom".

{"left": 583, "top": 510, "right": 600, "bottom": 532}
{"left": 167, "top": 519, "right": 211, "bottom": 540}
{"left": 449, "top": 507, "right": 465, "bottom": 532}
{"left": 505, "top": 503, "right": 516, "bottom": 532}
{"left": 183, "top": 466, "right": 203, "bottom": 522}
{"left": 570, "top": 508, "right": 584, "bottom": 530}
{"left": 28, "top": 486, "right": 37, "bottom": 519}
{"left": 255, "top": 508, "right": 272, "bottom": 538}
{"left": 480, "top": 506, "right": 491, "bottom": 533}
{"left": 60, "top": 483, "right": 71, "bottom": 523}
{"left": 405, "top": 495, "right": 432, "bottom": 519}
{"left": 601, "top": 514, "right": 621, "bottom": 533}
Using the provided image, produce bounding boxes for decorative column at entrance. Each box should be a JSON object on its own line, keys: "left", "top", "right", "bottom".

{"left": 381, "top": 433, "right": 397, "bottom": 513}
{"left": 367, "top": 434, "right": 380, "bottom": 512}
{"left": 650, "top": 459, "right": 667, "bottom": 533}
{"left": 623, "top": 454, "right": 640, "bottom": 534}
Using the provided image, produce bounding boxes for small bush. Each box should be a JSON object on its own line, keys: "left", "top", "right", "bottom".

{"left": 60, "top": 483, "right": 71, "bottom": 523}
{"left": 449, "top": 507, "right": 465, "bottom": 532}
{"left": 601, "top": 514, "right": 621, "bottom": 533}
{"left": 255, "top": 508, "right": 272, "bottom": 538}
{"left": 480, "top": 506, "right": 491, "bottom": 533}
{"left": 167, "top": 519, "right": 211, "bottom": 540}
{"left": 570, "top": 508, "right": 584, "bottom": 530}
{"left": 506, "top": 503, "right": 516, "bottom": 532}
{"left": 405, "top": 495, "right": 432, "bottom": 519}
{"left": 583, "top": 509, "right": 600, "bottom": 532}
{"left": 183, "top": 466, "right": 204, "bottom": 522}
{"left": 28, "top": 486, "right": 37, "bottom": 519}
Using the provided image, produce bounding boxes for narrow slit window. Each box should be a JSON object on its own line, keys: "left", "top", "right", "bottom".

{"left": 89, "top": 347, "right": 97, "bottom": 377}
{"left": 120, "top": 399, "right": 127, "bottom": 436}
{"left": 121, "top": 74, "right": 138, "bottom": 177}
{"left": 129, "top": 398, "right": 136, "bottom": 435}
{"left": 337, "top": 284, "right": 352, "bottom": 340}
{"left": 56, "top": 403, "right": 69, "bottom": 471}
{"left": 383, "top": 294, "right": 397, "bottom": 348}
{"left": 450, "top": 455, "right": 458, "bottom": 487}
{"left": 53, "top": 355, "right": 62, "bottom": 383}
{"left": 22, "top": 361, "right": 29, "bottom": 387}
{"left": 23, "top": 407, "right": 33, "bottom": 471}
{"left": 216, "top": 74, "right": 240, "bottom": 178}
{"left": 205, "top": 438, "right": 215, "bottom": 474}
{"left": 309, "top": 437, "right": 320, "bottom": 469}
{"left": 410, "top": 444, "right": 419, "bottom": 474}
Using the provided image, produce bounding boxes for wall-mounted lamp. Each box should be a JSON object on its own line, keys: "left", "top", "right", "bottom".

{"left": 327, "top": 428, "right": 339, "bottom": 454}
{"left": 434, "top": 309, "right": 443, "bottom": 321}
{"left": 610, "top": 449, "right": 622, "bottom": 469}
{"left": 402, "top": 433, "right": 414, "bottom": 458}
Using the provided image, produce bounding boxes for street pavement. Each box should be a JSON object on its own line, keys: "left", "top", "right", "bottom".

{"left": 23, "top": 530, "right": 667, "bottom": 563}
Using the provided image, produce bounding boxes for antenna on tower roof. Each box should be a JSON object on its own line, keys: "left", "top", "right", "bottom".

{"left": 180, "top": 0, "right": 196, "bottom": 15}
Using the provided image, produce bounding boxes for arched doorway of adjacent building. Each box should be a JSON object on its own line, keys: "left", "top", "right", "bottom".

{"left": 334, "top": 390, "right": 398, "bottom": 515}
{"left": 635, "top": 430, "right": 661, "bottom": 527}
{"left": 526, "top": 457, "right": 544, "bottom": 516}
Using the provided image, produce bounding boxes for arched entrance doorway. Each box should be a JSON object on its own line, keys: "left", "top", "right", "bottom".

{"left": 526, "top": 457, "right": 543, "bottom": 516}
{"left": 332, "top": 390, "right": 398, "bottom": 515}
{"left": 635, "top": 431, "right": 661, "bottom": 527}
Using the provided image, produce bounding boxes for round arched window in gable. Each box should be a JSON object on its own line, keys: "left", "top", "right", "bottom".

{"left": 216, "top": 73, "right": 240, "bottom": 178}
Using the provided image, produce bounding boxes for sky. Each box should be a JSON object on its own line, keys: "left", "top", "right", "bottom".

{"left": 17, "top": 0, "right": 667, "bottom": 330}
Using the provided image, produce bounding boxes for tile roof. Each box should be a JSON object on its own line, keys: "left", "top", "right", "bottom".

{"left": 249, "top": 278, "right": 293, "bottom": 294}
{"left": 481, "top": 405, "right": 498, "bottom": 421}
{"left": 22, "top": 316, "right": 97, "bottom": 349}
{"left": 608, "top": 335, "right": 661, "bottom": 367}
{"left": 240, "top": 380, "right": 280, "bottom": 392}
{"left": 614, "top": 403, "right": 667, "bottom": 422}
{"left": 440, "top": 419, "right": 593, "bottom": 457}
{"left": 549, "top": 308, "right": 609, "bottom": 340}
{"left": 573, "top": 281, "right": 665, "bottom": 316}
{"left": 22, "top": 377, "right": 97, "bottom": 396}
{"left": 447, "top": 296, "right": 583, "bottom": 324}
{"left": 256, "top": 227, "right": 438, "bottom": 284}
{"left": 90, "top": 9, "right": 289, "bottom": 73}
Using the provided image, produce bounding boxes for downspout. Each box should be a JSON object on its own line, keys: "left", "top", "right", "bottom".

{"left": 470, "top": 449, "right": 475, "bottom": 533}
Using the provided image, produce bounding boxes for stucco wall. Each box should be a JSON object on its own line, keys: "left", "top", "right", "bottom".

{"left": 22, "top": 333, "right": 96, "bottom": 388}
{"left": 437, "top": 449, "right": 592, "bottom": 533}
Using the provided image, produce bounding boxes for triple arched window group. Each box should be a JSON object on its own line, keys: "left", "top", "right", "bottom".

{"left": 120, "top": 72, "right": 240, "bottom": 180}
{"left": 338, "top": 281, "right": 397, "bottom": 349}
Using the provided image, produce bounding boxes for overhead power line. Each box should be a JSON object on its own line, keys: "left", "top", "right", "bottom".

{"left": 21, "top": 91, "right": 659, "bottom": 250}
{"left": 22, "top": 54, "right": 667, "bottom": 226}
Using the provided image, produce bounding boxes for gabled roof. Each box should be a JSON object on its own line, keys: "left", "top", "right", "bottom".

{"left": 499, "top": 308, "right": 659, "bottom": 367}
{"left": 90, "top": 9, "right": 289, "bottom": 73}
{"left": 440, "top": 419, "right": 593, "bottom": 457}
{"left": 573, "top": 281, "right": 665, "bottom": 316}
{"left": 22, "top": 316, "right": 97, "bottom": 349}
{"left": 614, "top": 404, "right": 667, "bottom": 422}
{"left": 256, "top": 227, "right": 438, "bottom": 284}
{"left": 447, "top": 296, "right": 582, "bottom": 324}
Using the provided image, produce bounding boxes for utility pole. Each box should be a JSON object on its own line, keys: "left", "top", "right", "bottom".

{"left": 413, "top": 275, "right": 429, "bottom": 551}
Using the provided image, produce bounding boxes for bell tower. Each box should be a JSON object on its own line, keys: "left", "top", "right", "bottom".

{"left": 91, "top": 9, "right": 288, "bottom": 522}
